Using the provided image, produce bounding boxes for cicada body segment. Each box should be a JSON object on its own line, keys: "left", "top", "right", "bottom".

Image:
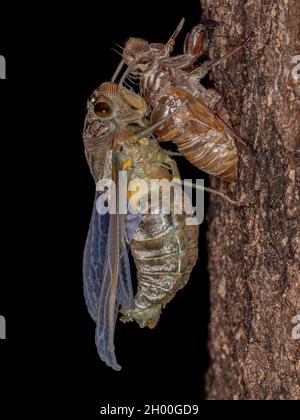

{"left": 150, "top": 87, "right": 238, "bottom": 182}
{"left": 123, "top": 209, "right": 199, "bottom": 329}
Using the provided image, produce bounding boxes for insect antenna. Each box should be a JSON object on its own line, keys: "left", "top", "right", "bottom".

{"left": 114, "top": 42, "right": 124, "bottom": 52}
{"left": 111, "top": 47, "right": 123, "bottom": 57}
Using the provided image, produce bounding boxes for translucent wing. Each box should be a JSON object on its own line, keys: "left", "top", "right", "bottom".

{"left": 95, "top": 211, "right": 119, "bottom": 370}
{"left": 95, "top": 210, "right": 134, "bottom": 370}
{"left": 83, "top": 192, "right": 109, "bottom": 322}
{"left": 83, "top": 192, "right": 134, "bottom": 370}
{"left": 125, "top": 212, "right": 142, "bottom": 244}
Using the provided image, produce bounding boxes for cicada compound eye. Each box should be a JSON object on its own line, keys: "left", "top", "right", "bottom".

{"left": 94, "top": 101, "right": 112, "bottom": 118}
{"left": 92, "top": 95, "right": 115, "bottom": 119}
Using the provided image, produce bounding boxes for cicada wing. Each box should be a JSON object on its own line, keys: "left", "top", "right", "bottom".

{"left": 83, "top": 193, "right": 134, "bottom": 370}
{"left": 83, "top": 207, "right": 134, "bottom": 317}
{"left": 95, "top": 212, "right": 122, "bottom": 371}
{"left": 125, "top": 212, "right": 142, "bottom": 244}
{"left": 83, "top": 192, "right": 109, "bottom": 322}
{"left": 95, "top": 223, "right": 118, "bottom": 369}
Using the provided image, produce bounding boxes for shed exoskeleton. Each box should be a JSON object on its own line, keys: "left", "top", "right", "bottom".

{"left": 118, "top": 19, "right": 254, "bottom": 182}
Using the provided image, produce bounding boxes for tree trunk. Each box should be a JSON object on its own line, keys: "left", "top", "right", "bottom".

{"left": 200, "top": 0, "right": 300, "bottom": 400}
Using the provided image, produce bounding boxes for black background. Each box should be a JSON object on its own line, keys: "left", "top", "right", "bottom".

{"left": 0, "top": 0, "right": 213, "bottom": 414}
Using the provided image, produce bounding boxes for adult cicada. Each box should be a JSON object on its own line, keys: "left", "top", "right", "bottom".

{"left": 115, "top": 19, "right": 254, "bottom": 182}
{"left": 82, "top": 81, "right": 199, "bottom": 370}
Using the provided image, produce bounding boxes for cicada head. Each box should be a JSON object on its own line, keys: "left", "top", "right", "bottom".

{"left": 123, "top": 38, "right": 151, "bottom": 65}
{"left": 83, "top": 82, "right": 140, "bottom": 182}
{"left": 123, "top": 38, "right": 167, "bottom": 79}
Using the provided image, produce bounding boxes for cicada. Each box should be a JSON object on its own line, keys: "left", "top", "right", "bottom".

{"left": 115, "top": 19, "right": 254, "bottom": 182}
{"left": 82, "top": 81, "right": 199, "bottom": 370}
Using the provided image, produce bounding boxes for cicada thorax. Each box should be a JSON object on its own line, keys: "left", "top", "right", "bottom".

{"left": 150, "top": 86, "right": 238, "bottom": 182}
{"left": 118, "top": 137, "right": 199, "bottom": 329}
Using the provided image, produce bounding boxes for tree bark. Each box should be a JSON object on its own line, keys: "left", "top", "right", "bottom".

{"left": 200, "top": 0, "right": 300, "bottom": 400}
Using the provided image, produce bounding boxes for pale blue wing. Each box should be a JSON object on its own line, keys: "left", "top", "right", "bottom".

{"left": 95, "top": 213, "right": 123, "bottom": 370}
{"left": 83, "top": 192, "right": 109, "bottom": 322}
{"left": 83, "top": 192, "right": 135, "bottom": 370}
{"left": 125, "top": 212, "right": 142, "bottom": 244}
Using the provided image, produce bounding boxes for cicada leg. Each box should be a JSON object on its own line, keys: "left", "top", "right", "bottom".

{"left": 121, "top": 88, "right": 147, "bottom": 117}
{"left": 114, "top": 87, "right": 149, "bottom": 127}
{"left": 163, "top": 20, "right": 220, "bottom": 70}
{"left": 163, "top": 156, "right": 181, "bottom": 180}
{"left": 190, "top": 32, "right": 255, "bottom": 80}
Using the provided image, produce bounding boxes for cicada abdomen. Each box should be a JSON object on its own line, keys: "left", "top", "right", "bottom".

{"left": 123, "top": 208, "right": 199, "bottom": 328}
{"left": 115, "top": 135, "right": 199, "bottom": 329}
{"left": 149, "top": 87, "right": 238, "bottom": 182}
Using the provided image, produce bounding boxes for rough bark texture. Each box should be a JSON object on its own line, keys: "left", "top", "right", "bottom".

{"left": 201, "top": 0, "right": 300, "bottom": 400}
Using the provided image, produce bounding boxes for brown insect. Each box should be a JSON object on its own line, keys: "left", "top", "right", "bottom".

{"left": 114, "top": 19, "right": 254, "bottom": 182}
{"left": 83, "top": 81, "right": 199, "bottom": 370}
